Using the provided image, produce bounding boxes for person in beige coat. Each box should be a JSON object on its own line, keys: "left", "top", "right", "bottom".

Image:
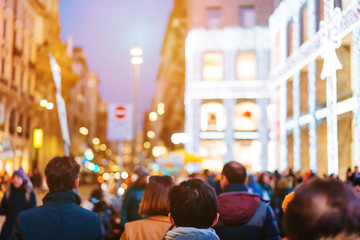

{"left": 120, "top": 175, "right": 175, "bottom": 240}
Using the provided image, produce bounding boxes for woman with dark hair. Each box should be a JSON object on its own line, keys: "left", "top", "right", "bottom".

{"left": 120, "top": 175, "right": 175, "bottom": 240}
{"left": 284, "top": 178, "right": 360, "bottom": 240}
{"left": 0, "top": 168, "right": 36, "bottom": 240}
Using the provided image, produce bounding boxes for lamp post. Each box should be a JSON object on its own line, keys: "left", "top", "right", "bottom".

{"left": 130, "top": 45, "right": 143, "bottom": 163}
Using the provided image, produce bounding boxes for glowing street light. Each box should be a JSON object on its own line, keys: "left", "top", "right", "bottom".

{"left": 131, "top": 44, "right": 143, "bottom": 161}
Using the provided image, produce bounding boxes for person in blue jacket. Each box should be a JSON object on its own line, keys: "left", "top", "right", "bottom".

{"left": 12, "top": 156, "right": 104, "bottom": 240}
{"left": 0, "top": 168, "right": 36, "bottom": 240}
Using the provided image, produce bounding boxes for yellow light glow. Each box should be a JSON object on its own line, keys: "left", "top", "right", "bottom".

{"left": 92, "top": 137, "right": 100, "bottom": 145}
{"left": 46, "top": 102, "right": 54, "bottom": 110}
{"left": 157, "top": 103, "right": 164, "bottom": 109}
{"left": 40, "top": 99, "right": 47, "bottom": 107}
{"left": 33, "top": 129, "right": 43, "bottom": 148}
{"left": 79, "top": 127, "right": 89, "bottom": 136}
{"left": 99, "top": 144, "right": 107, "bottom": 151}
{"left": 143, "top": 142, "right": 151, "bottom": 149}
{"left": 114, "top": 172, "right": 120, "bottom": 179}
{"left": 105, "top": 149, "right": 112, "bottom": 156}
{"left": 110, "top": 164, "right": 120, "bottom": 172}
{"left": 16, "top": 126, "right": 22, "bottom": 133}
{"left": 149, "top": 112, "right": 158, "bottom": 121}
{"left": 103, "top": 173, "right": 110, "bottom": 181}
{"left": 157, "top": 107, "right": 165, "bottom": 115}
{"left": 147, "top": 131, "right": 155, "bottom": 139}
{"left": 152, "top": 146, "right": 167, "bottom": 158}
{"left": 121, "top": 183, "right": 128, "bottom": 190}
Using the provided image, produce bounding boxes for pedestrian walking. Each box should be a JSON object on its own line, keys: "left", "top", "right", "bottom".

{"left": 11, "top": 156, "right": 104, "bottom": 240}
{"left": 0, "top": 168, "right": 36, "bottom": 240}
{"left": 120, "top": 175, "right": 174, "bottom": 240}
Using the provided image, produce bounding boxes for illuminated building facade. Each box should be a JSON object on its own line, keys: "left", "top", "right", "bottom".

{"left": 0, "top": 0, "right": 44, "bottom": 174}
{"left": 269, "top": 0, "right": 360, "bottom": 178}
{"left": 184, "top": 0, "right": 278, "bottom": 172}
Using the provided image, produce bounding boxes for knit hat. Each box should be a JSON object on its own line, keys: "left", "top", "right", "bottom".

{"left": 12, "top": 168, "right": 28, "bottom": 181}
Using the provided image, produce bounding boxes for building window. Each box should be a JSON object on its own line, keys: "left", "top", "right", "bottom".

{"left": 3, "top": 19, "right": 6, "bottom": 39}
{"left": 1, "top": 58, "right": 5, "bottom": 76}
{"left": 203, "top": 53, "right": 223, "bottom": 81}
{"left": 201, "top": 102, "right": 226, "bottom": 131}
{"left": 239, "top": 6, "right": 255, "bottom": 28}
{"left": 207, "top": 8, "right": 221, "bottom": 29}
{"left": 12, "top": 67, "right": 16, "bottom": 82}
{"left": 233, "top": 102, "right": 260, "bottom": 131}
{"left": 25, "top": 117, "right": 30, "bottom": 139}
{"left": 300, "top": 6, "right": 308, "bottom": 44}
{"left": 237, "top": 52, "right": 257, "bottom": 80}
{"left": 9, "top": 110, "right": 16, "bottom": 135}
{"left": 287, "top": 21, "right": 293, "bottom": 57}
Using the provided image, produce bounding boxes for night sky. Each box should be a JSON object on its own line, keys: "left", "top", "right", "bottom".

{"left": 59, "top": 0, "right": 173, "bottom": 129}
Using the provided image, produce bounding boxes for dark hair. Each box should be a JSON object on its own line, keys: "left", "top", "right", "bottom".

{"left": 285, "top": 178, "right": 360, "bottom": 240}
{"left": 139, "top": 175, "right": 174, "bottom": 216}
{"left": 169, "top": 179, "right": 218, "bottom": 228}
{"left": 45, "top": 156, "right": 80, "bottom": 192}
{"left": 222, "top": 161, "right": 247, "bottom": 184}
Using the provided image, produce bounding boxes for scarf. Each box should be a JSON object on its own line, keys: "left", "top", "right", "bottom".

{"left": 165, "top": 227, "right": 219, "bottom": 240}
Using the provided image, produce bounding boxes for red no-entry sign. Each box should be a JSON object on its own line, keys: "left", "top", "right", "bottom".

{"left": 115, "top": 105, "right": 126, "bottom": 119}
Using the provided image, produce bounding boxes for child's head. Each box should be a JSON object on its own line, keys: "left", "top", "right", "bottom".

{"left": 168, "top": 179, "right": 219, "bottom": 229}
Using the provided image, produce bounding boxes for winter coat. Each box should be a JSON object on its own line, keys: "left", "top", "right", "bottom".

{"left": 121, "top": 183, "right": 145, "bottom": 226}
{"left": 12, "top": 190, "right": 104, "bottom": 240}
{"left": 120, "top": 215, "right": 171, "bottom": 240}
{"left": 213, "top": 183, "right": 281, "bottom": 240}
{"left": 0, "top": 183, "right": 36, "bottom": 240}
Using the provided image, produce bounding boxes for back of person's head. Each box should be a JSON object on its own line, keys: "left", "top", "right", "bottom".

{"left": 45, "top": 156, "right": 80, "bottom": 192}
{"left": 222, "top": 161, "right": 247, "bottom": 184}
{"left": 139, "top": 175, "right": 174, "bottom": 216}
{"left": 285, "top": 178, "right": 360, "bottom": 240}
{"left": 169, "top": 179, "right": 218, "bottom": 228}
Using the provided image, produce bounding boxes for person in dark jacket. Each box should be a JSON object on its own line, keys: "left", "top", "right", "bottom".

{"left": 213, "top": 161, "right": 281, "bottom": 240}
{"left": 120, "top": 167, "right": 149, "bottom": 228}
{"left": 0, "top": 168, "right": 36, "bottom": 240}
{"left": 12, "top": 156, "right": 104, "bottom": 240}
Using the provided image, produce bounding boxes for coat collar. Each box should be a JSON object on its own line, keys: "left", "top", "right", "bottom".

{"left": 43, "top": 190, "right": 82, "bottom": 205}
{"left": 223, "top": 183, "right": 249, "bottom": 193}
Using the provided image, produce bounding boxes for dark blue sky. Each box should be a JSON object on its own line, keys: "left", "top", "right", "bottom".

{"left": 59, "top": 0, "right": 173, "bottom": 129}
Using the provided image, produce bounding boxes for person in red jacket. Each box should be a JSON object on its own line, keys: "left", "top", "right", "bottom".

{"left": 213, "top": 161, "right": 281, "bottom": 240}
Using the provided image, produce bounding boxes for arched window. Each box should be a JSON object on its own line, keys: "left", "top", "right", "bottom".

{"left": 233, "top": 102, "right": 260, "bottom": 131}
{"left": 200, "top": 102, "right": 226, "bottom": 131}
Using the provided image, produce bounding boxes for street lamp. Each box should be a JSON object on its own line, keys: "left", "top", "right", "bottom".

{"left": 130, "top": 44, "right": 143, "bottom": 162}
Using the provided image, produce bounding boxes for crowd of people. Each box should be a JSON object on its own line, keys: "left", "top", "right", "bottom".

{"left": 0, "top": 156, "right": 359, "bottom": 240}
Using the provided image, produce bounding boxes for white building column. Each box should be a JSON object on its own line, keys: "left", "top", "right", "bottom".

{"left": 308, "top": 0, "right": 318, "bottom": 172}
{"left": 280, "top": 83, "right": 288, "bottom": 171}
{"left": 258, "top": 98, "right": 269, "bottom": 171}
{"left": 352, "top": 26, "right": 360, "bottom": 167}
{"left": 324, "top": 0, "right": 339, "bottom": 175}
{"left": 292, "top": 14, "right": 301, "bottom": 172}
{"left": 223, "top": 98, "right": 235, "bottom": 164}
